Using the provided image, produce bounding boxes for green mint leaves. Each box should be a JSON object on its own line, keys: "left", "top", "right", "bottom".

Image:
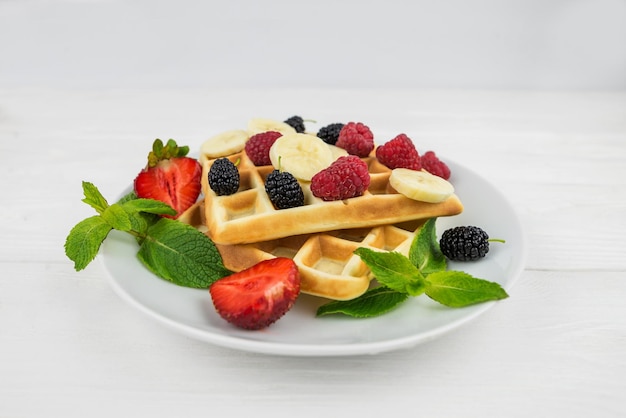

{"left": 64, "top": 215, "right": 114, "bottom": 271}
{"left": 409, "top": 216, "right": 447, "bottom": 275}
{"left": 81, "top": 181, "right": 109, "bottom": 214}
{"left": 316, "top": 218, "right": 509, "bottom": 318}
{"left": 354, "top": 248, "right": 426, "bottom": 296}
{"left": 65, "top": 181, "right": 230, "bottom": 288}
{"left": 424, "top": 270, "right": 508, "bottom": 308}
{"left": 316, "top": 287, "right": 409, "bottom": 318}
{"left": 136, "top": 219, "right": 231, "bottom": 288}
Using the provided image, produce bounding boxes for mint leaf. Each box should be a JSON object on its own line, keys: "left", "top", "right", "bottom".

{"left": 67, "top": 181, "right": 231, "bottom": 287}
{"left": 117, "top": 195, "right": 173, "bottom": 238}
{"left": 65, "top": 215, "right": 112, "bottom": 270}
{"left": 409, "top": 218, "right": 446, "bottom": 275}
{"left": 137, "top": 218, "right": 231, "bottom": 288}
{"left": 120, "top": 198, "right": 176, "bottom": 216}
{"left": 116, "top": 191, "right": 138, "bottom": 204}
{"left": 123, "top": 210, "right": 153, "bottom": 239}
{"left": 101, "top": 204, "right": 133, "bottom": 231}
{"left": 354, "top": 247, "right": 426, "bottom": 296}
{"left": 81, "top": 181, "right": 109, "bottom": 214}
{"left": 316, "top": 286, "right": 409, "bottom": 318}
{"left": 425, "top": 270, "right": 509, "bottom": 307}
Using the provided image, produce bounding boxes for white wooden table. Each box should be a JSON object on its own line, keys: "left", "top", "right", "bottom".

{"left": 1, "top": 88, "right": 624, "bottom": 417}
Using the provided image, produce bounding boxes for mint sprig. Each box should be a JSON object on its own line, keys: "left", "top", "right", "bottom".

{"left": 316, "top": 218, "right": 509, "bottom": 318}
{"left": 409, "top": 216, "right": 446, "bottom": 274}
{"left": 136, "top": 219, "right": 230, "bottom": 288}
{"left": 424, "top": 270, "right": 508, "bottom": 307}
{"left": 353, "top": 248, "right": 426, "bottom": 296}
{"left": 65, "top": 181, "right": 231, "bottom": 288}
{"left": 64, "top": 216, "right": 114, "bottom": 271}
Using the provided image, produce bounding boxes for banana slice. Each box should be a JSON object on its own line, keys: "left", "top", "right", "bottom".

{"left": 328, "top": 144, "right": 349, "bottom": 161}
{"left": 389, "top": 168, "right": 454, "bottom": 203}
{"left": 247, "top": 118, "right": 297, "bottom": 136}
{"left": 269, "top": 133, "right": 334, "bottom": 181}
{"left": 200, "top": 129, "right": 249, "bottom": 161}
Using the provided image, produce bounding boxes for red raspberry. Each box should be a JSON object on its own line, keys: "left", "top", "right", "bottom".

{"left": 421, "top": 151, "right": 451, "bottom": 180}
{"left": 310, "top": 156, "right": 370, "bottom": 201}
{"left": 375, "top": 133, "right": 421, "bottom": 170}
{"left": 245, "top": 131, "right": 282, "bottom": 166}
{"left": 335, "top": 122, "right": 375, "bottom": 157}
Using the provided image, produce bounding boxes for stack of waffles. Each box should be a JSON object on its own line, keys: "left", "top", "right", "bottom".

{"left": 181, "top": 121, "right": 463, "bottom": 301}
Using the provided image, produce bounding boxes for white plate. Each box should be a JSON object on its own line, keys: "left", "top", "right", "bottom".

{"left": 100, "top": 160, "right": 527, "bottom": 356}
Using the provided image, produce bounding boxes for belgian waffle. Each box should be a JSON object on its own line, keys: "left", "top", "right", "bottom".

{"left": 179, "top": 201, "right": 426, "bottom": 300}
{"left": 200, "top": 150, "right": 463, "bottom": 245}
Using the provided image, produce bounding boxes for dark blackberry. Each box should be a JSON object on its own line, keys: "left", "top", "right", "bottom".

{"left": 439, "top": 226, "right": 504, "bottom": 261}
{"left": 208, "top": 158, "right": 239, "bottom": 196}
{"left": 284, "top": 116, "right": 306, "bottom": 133}
{"left": 265, "top": 170, "right": 305, "bottom": 209}
{"left": 317, "top": 123, "right": 345, "bottom": 145}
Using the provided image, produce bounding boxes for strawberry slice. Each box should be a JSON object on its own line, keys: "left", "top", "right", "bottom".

{"left": 134, "top": 139, "right": 202, "bottom": 218}
{"left": 209, "top": 258, "right": 301, "bottom": 330}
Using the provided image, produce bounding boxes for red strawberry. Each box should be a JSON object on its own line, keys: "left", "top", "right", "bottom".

{"left": 209, "top": 258, "right": 300, "bottom": 330}
{"left": 134, "top": 139, "right": 202, "bottom": 219}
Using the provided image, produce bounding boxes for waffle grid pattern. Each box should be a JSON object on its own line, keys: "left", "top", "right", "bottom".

{"left": 216, "top": 220, "right": 425, "bottom": 300}
{"left": 201, "top": 151, "right": 463, "bottom": 245}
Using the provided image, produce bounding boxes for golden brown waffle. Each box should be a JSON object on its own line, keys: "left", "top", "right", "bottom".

{"left": 180, "top": 201, "right": 426, "bottom": 300}
{"left": 200, "top": 150, "right": 463, "bottom": 245}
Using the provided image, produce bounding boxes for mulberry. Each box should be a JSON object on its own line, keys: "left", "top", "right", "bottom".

{"left": 265, "top": 170, "right": 305, "bottom": 209}
{"left": 284, "top": 116, "right": 306, "bottom": 133}
{"left": 439, "top": 226, "right": 504, "bottom": 261}
{"left": 208, "top": 158, "right": 239, "bottom": 196}
{"left": 317, "top": 123, "right": 345, "bottom": 145}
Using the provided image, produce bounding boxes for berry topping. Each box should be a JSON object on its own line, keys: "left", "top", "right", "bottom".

{"left": 133, "top": 138, "right": 202, "bottom": 219}
{"left": 268, "top": 133, "right": 334, "bottom": 182}
{"left": 421, "top": 151, "right": 451, "bottom": 180}
{"left": 375, "top": 133, "right": 421, "bottom": 170}
{"left": 317, "top": 123, "right": 345, "bottom": 145}
{"left": 310, "top": 155, "right": 370, "bottom": 201}
{"left": 265, "top": 169, "right": 305, "bottom": 209}
{"left": 209, "top": 258, "right": 301, "bottom": 330}
{"left": 335, "top": 122, "right": 375, "bottom": 157}
{"left": 208, "top": 158, "right": 240, "bottom": 196}
{"left": 284, "top": 115, "right": 306, "bottom": 133}
{"left": 245, "top": 131, "right": 282, "bottom": 166}
{"left": 439, "top": 226, "right": 505, "bottom": 261}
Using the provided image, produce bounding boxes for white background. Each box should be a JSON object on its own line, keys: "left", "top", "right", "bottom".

{"left": 1, "top": 0, "right": 625, "bottom": 90}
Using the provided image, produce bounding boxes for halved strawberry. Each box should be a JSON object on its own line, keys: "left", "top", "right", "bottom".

{"left": 209, "top": 258, "right": 301, "bottom": 330}
{"left": 133, "top": 139, "right": 202, "bottom": 218}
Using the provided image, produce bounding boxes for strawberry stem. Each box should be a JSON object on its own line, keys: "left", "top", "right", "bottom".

{"left": 146, "top": 138, "right": 189, "bottom": 168}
